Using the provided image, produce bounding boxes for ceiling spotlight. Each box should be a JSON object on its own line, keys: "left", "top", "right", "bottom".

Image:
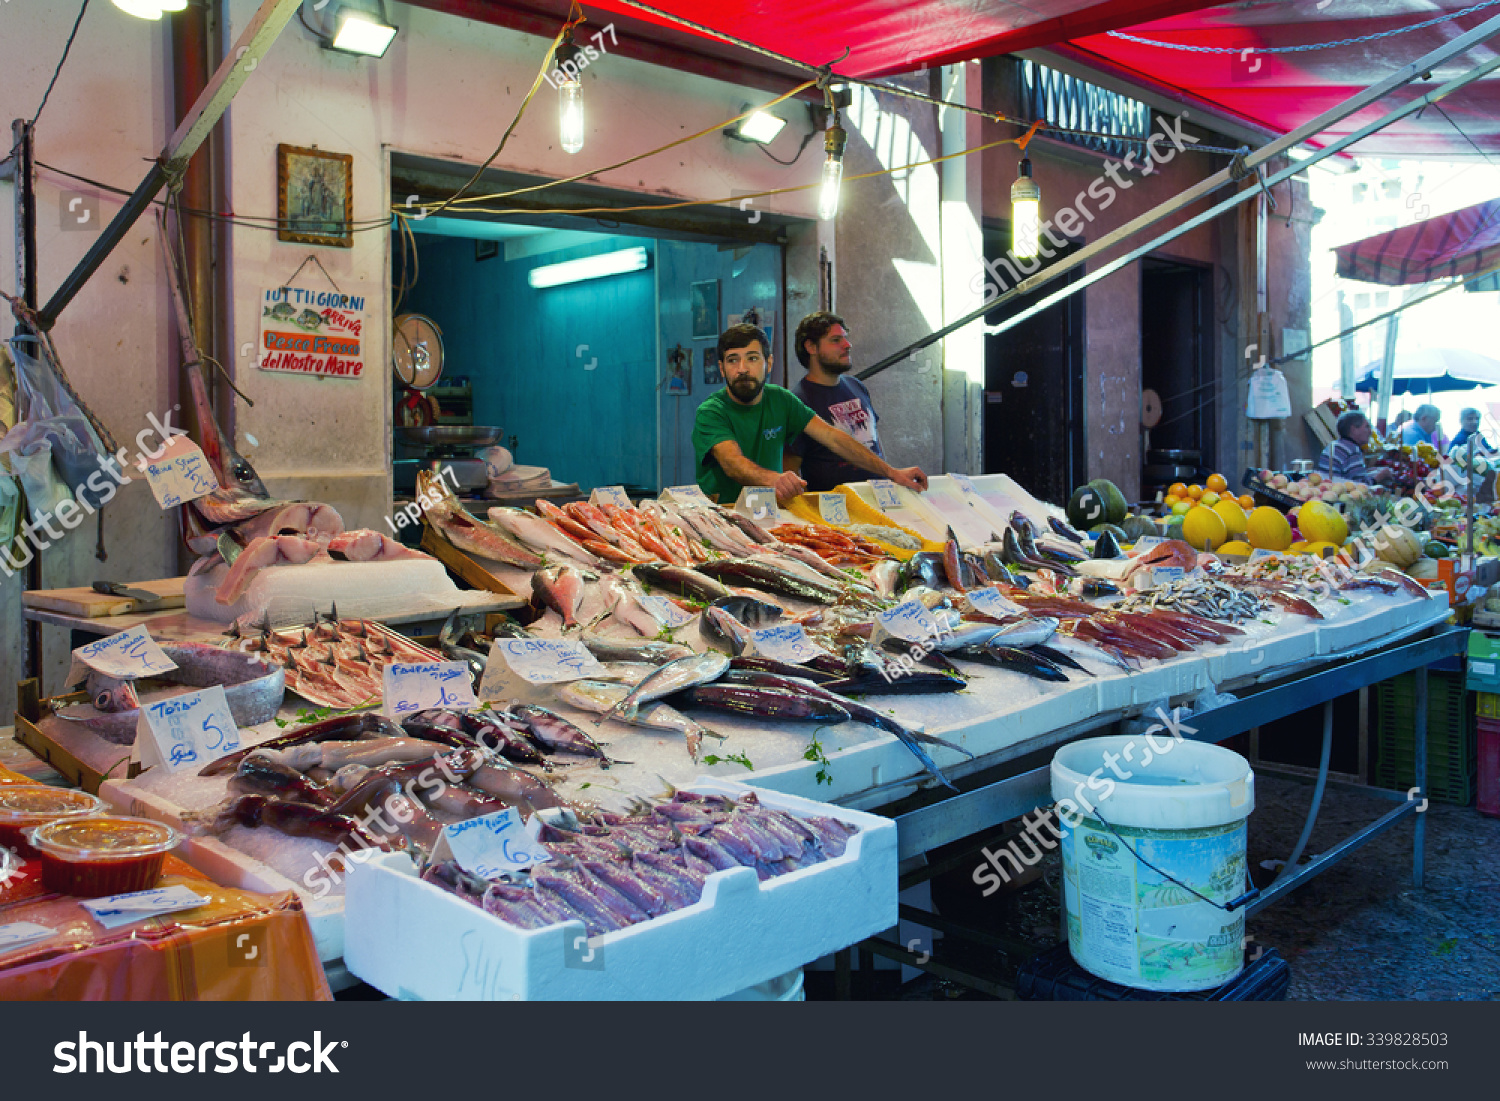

{"left": 331, "top": 6, "right": 398, "bottom": 57}
{"left": 110, "top": 0, "right": 187, "bottom": 19}
{"left": 727, "top": 109, "right": 787, "bottom": 145}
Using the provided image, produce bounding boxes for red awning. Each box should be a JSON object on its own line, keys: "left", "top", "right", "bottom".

{"left": 1335, "top": 199, "right": 1500, "bottom": 286}
{"left": 423, "top": 1, "right": 1500, "bottom": 156}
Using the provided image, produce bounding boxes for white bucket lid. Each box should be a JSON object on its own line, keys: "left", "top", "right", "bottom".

{"left": 1051, "top": 734, "right": 1255, "bottom": 830}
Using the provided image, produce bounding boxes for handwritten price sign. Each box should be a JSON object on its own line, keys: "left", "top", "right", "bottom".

{"left": 873, "top": 600, "right": 945, "bottom": 645}
{"left": 136, "top": 436, "right": 219, "bottom": 510}
{"left": 964, "top": 587, "right": 1015, "bottom": 618}
{"left": 135, "top": 685, "right": 240, "bottom": 773}
{"left": 82, "top": 885, "right": 207, "bottom": 930}
{"left": 441, "top": 807, "right": 551, "bottom": 879}
{"left": 869, "top": 479, "right": 903, "bottom": 512}
{"left": 746, "top": 623, "right": 829, "bottom": 664}
{"left": 816, "top": 493, "right": 851, "bottom": 526}
{"left": 636, "top": 594, "right": 695, "bottom": 629}
{"left": 0, "top": 923, "right": 57, "bottom": 955}
{"left": 590, "top": 486, "right": 632, "bottom": 509}
{"left": 493, "top": 639, "right": 604, "bottom": 685}
{"left": 951, "top": 473, "right": 979, "bottom": 497}
{"left": 71, "top": 625, "right": 177, "bottom": 682}
{"left": 383, "top": 661, "right": 477, "bottom": 717}
{"left": 735, "top": 485, "right": 777, "bottom": 523}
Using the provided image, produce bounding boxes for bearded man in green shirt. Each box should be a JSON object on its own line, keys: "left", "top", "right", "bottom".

{"left": 692, "top": 323, "right": 928, "bottom": 504}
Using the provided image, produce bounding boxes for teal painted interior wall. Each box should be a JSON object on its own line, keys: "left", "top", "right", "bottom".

{"left": 404, "top": 233, "right": 658, "bottom": 493}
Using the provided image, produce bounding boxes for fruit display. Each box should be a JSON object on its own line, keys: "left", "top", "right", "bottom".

{"left": 1068, "top": 478, "right": 1129, "bottom": 528}
{"left": 1256, "top": 470, "right": 1381, "bottom": 506}
{"left": 1246, "top": 506, "right": 1293, "bottom": 552}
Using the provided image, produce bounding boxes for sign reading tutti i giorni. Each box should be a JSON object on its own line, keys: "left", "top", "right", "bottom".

{"left": 257, "top": 286, "right": 365, "bottom": 379}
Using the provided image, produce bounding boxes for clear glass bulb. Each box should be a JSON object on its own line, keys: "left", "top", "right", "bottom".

{"left": 559, "top": 78, "right": 584, "bottom": 155}
{"left": 817, "top": 155, "right": 843, "bottom": 221}
{"left": 1012, "top": 197, "right": 1040, "bottom": 259}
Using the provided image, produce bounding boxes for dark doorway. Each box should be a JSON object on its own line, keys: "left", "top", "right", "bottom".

{"left": 981, "top": 226, "right": 1085, "bottom": 505}
{"left": 1140, "top": 257, "right": 1215, "bottom": 493}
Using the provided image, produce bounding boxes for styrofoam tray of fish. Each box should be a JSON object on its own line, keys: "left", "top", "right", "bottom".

{"left": 918, "top": 478, "right": 1001, "bottom": 547}
{"left": 99, "top": 773, "right": 348, "bottom": 961}
{"left": 967, "top": 474, "right": 1065, "bottom": 533}
{"left": 1092, "top": 650, "right": 1212, "bottom": 713}
{"left": 845, "top": 481, "right": 953, "bottom": 544}
{"left": 343, "top": 779, "right": 896, "bottom": 1001}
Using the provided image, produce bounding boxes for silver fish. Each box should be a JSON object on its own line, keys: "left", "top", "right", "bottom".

{"left": 578, "top": 631, "right": 694, "bottom": 665}
{"left": 555, "top": 680, "right": 716, "bottom": 761}
{"left": 601, "top": 651, "right": 730, "bottom": 723}
{"left": 700, "top": 606, "right": 752, "bottom": 656}
{"left": 932, "top": 616, "right": 1057, "bottom": 652}
{"left": 868, "top": 560, "right": 901, "bottom": 598}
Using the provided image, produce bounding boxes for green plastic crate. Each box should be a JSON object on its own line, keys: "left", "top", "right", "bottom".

{"left": 1468, "top": 633, "right": 1500, "bottom": 692}
{"left": 1374, "top": 671, "right": 1477, "bottom": 805}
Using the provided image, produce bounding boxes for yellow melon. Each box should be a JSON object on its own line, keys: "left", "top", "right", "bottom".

{"left": 1217, "top": 540, "right": 1252, "bottom": 556}
{"left": 1298, "top": 499, "right": 1348, "bottom": 546}
{"left": 1213, "top": 499, "right": 1248, "bottom": 537}
{"left": 1181, "top": 505, "right": 1228, "bottom": 551}
{"left": 1247, "top": 506, "right": 1293, "bottom": 551}
{"left": 1302, "top": 540, "right": 1340, "bottom": 559}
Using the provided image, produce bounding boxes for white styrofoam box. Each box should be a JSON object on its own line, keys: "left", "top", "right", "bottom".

{"left": 1203, "top": 621, "right": 1319, "bottom": 685}
{"left": 1092, "top": 651, "right": 1211, "bottom": 713}
{"left": 968, "top": 474, "right": 1064, "bottom": 532}
{"left": 1315, "top": 590, "right": 1448, "bottom": 656}
{"left": 920, "top": 478, "right": 996, "bottom": 547}
{"left": 100, "top": 775, "right": 346, "bottom": 962}
{"left": 343, "top": 779, "right": 897, "bottom": 1001}
{"left": 845, "top": 481, "right": 949, "bottom": 543}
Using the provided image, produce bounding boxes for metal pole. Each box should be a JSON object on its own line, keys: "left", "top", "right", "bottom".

{"left": 11, "top": 118, "right": 43, "bottom": 683}
{"left": 1413, "top": 665, "right": 1427, "bottom": 889}
{"left": 858, "top": 12, "right": 1500, "bottom": 380}
{"left": 34, "top": 0, "right": 301, "bottom": 330}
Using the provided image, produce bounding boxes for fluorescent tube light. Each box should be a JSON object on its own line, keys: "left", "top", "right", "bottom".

{"left": 528, "top": 247, "right": 650, "bottom": 288}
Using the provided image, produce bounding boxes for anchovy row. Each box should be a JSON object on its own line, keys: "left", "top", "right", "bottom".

{"left": 421, "top": 791, "right": 860, "bottom": 936}
{"left": 1113, "top": 577, "right": 1267, "bottom": 622}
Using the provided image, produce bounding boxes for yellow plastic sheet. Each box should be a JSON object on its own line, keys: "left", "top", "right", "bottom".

{"left": 782, "top": 486, "right": 943, "bottom": 560}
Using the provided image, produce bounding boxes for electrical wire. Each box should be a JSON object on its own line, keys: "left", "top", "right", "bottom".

{"left": 758, "top": 125, "right": 818, "bottom": 166}
{"left": 31, "top": 0, "right": 90, "bottom": 129}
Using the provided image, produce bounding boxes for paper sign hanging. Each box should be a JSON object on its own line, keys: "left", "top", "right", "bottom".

{"left": 256, "top": 285, "right": 366, "bottom": 379}
{"left": 134, "top": 685, "right": 241, "bottom": 773}
{"left": 590, "top": 486, "right": 632, "bottom": 509}
{"left": 492, "top": 638, "right": 604, "bottom": 685}
{"left": 746, "top": 623, "right": 829, "bottom": 664}
{"left": 869, "top": 479, "right": 903, "bottom": 512}
{"left": 136, "top": 435, "right": 219, "bottom": 510}
{"left": 69, "top": 625, "right": 178, "bottom": 687}
{"left": 382, "top": 662, "right": 477, "bottom": 718}
{"left": 440, "top": 808, "right": 551, "bottom": 879}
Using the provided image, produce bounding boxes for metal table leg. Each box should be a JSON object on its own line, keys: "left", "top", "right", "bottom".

{"left": 1413, "top": 664, "right": 1427, "bottom": 889}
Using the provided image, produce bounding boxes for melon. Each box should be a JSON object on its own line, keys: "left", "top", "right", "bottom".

{"left": 1218, "top": 540, "right": 1252, "bottom": 557}
{"left": 1120, "top": 515, "right": 1160, "bottom": 541}
{"left": 1068, "top": 486, "right": 1110, "bottom": 529}
{"left": 1181, "top": 505, "right": 1228, "bottom": 551}
{"left": 1247, "top": 506, "right": 1293, "bottom": 552}
{"left": 1087, "top": 479, "right": 1129, "bottom": 525}
{"left": 1213, "top": 499, "right": 1248, "bottom": 537}
{"left": 1298, "top": 499, "right": 1348, "bottom": 545}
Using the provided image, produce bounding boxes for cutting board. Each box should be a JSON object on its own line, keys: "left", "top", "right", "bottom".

{"left": 21, "top": 577, "right": 187, "bottom": 617}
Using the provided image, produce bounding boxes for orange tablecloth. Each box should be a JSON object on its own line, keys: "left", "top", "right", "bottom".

{"left": 0, "top": 855, "right": 331, "bottom": 1001}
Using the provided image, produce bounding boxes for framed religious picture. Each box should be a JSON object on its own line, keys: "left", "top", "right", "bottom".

{"left": 277, "top": 144, "right": 353, "bottom": 248}
{"left": 702, "top": 347, "right": 721, "bottom": 385}
{"left": 666, "top": 344, "right": 692, "bottom": 396}
{"left": 690, "top": 279, "right": 719, "bottom": 339}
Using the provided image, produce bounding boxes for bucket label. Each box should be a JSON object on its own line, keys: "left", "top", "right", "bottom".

{"left": 1062, "top": 816, "right": 1247, "bottom": 992}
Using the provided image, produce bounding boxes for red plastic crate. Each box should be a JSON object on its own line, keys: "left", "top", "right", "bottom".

{"left": 1480, "top": 717, "right": 1500, "bottom": 818}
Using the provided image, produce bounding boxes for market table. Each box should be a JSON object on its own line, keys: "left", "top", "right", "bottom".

{"left": 839, "top": 621, "right": 1468, "bottom": 998}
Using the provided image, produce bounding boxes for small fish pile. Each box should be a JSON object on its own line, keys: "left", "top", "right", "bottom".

{"left": 523, "top": 498, "right": 774, "bottom": 567}
{"left": 1112, "top": 577, "right": 1270, "bottom": 623}
{"left": 225, "top": 611, "right": 443, "bottom": 708}
{"left": 421, "top": 790, "right": 860, "bottom": 936}
{"left": 847, "top": 523, "right": 923, "bottom": 551}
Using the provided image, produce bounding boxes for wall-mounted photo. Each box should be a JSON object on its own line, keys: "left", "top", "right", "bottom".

{"left": 690, "top": 279, "right": 719, "bottom": 339}
{"left": 703, "top": 347, "right": 721, "bottom": 385}
{"left": 475, "top": 239, "right": 500, "bottom": 262}
{"left": 277, "top": 144, "right": 353, "bottom": 248}
{"left": 667, "top": 344, "right": 692, "bottom": 395}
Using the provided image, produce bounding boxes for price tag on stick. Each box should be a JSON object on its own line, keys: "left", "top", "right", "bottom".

{"left": 735, "top": 485, "right": 778, "bottom": 523}
{"left": 871, "top": 600, "right": 946, "bottom": 646}
{"left": 383, "top": 662, "right": 478, "bottom": 718}
{"left": 134, "top": 685, "right": 241, "bottom": 773}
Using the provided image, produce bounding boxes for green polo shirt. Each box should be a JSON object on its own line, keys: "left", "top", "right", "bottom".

{"left": 692, "top": 384, "right": 816, "bottom": 503}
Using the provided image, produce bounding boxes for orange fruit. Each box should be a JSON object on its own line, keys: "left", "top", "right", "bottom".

{"left": 1205, "top": 473, "right": 1228, "bottom": 494}
{"left": 1168, "top": 482, "right": 1187, "bottom": 499}
{"left": 1163, "top": 494, "right": 1181, "bottom": 509}
{"left": 1186, "top": 484, "right": 1204, "bottom": 500}
{"left": 1238, "top": 494, "right": 1255, "bottom": 510}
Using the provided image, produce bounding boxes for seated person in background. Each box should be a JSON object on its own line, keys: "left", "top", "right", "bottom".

{"left": 1448, "top": 407, "right": 1494, "bottom": 455}
{"left": 1316, "top": 411, "right": 1392, "bottom": 484}
{"left": 1400, "top": 403, "right": 1441, "bottom": 448}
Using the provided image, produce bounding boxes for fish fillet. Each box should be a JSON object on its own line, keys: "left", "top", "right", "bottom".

{"left": 215, "top": 534, "right": 328, "bottom": 604}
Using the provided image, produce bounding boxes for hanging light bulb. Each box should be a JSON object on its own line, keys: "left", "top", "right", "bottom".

{"left": 111, "top": 0, "right": 187, "bottom": 18}
{"left": 555, "top": 29, "right": 585, "bottom": 155}
{"left": 1011, "top": 156, "right": 1041, "bottom": 260}
{"left": 818, "top": 112, "right": 847, "bottom": 221}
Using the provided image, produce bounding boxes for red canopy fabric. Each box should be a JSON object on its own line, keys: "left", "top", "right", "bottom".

{"left": 1335, "top": 199, "right": 1500, "bottom": 286}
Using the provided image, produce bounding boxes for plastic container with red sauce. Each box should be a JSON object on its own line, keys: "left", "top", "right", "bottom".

{"left": 0, "top": 785, "right": 104, "bottom": 859}
{"left": 29, "top": 816, "right": 182, "bottom": 899}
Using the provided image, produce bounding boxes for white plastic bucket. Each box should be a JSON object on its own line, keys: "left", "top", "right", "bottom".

{"left": 717, "top": 969, "right": 804, "bottom": 1001}
{"left": 1051, "top": 734, "right": 1255, "bottom": 992}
